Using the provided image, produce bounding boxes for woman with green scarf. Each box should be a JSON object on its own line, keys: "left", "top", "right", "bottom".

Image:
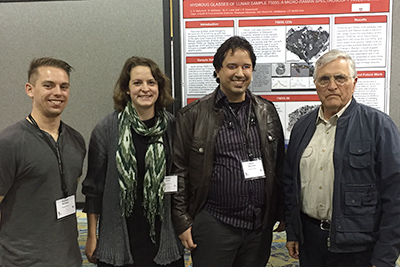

{"left": 82, "top": 57, "right": 184, "bottom": 267}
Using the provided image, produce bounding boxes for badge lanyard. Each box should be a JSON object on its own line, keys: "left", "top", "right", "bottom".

{"left": 28, "top": 114, "right": 68, "bottom": 198}
{"left": 226, "top": 99, "right": 255, "bottom": 161}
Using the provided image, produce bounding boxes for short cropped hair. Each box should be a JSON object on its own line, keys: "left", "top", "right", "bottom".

{"left": 313, "top": 49, "right": 357, "bottom": 80}
{"left": 213, "top": 36, "right": 257, "bottom": 83}
{"left": 113, "top": 56, "right": 173, "bottom": 112}
{"left": 28, "top": 57, "right": 73, "bottom": 85}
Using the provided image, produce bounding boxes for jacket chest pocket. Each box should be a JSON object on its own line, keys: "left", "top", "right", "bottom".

{"left": 349, "top": 141, "right": 371, "bottom": 169}
{"left": 188, "top": 138, "right": 205, "bottom": 185}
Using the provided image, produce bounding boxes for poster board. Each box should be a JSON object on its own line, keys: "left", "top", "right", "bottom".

{"left": 179, "top": 0, "right": 392, "bottom": 139}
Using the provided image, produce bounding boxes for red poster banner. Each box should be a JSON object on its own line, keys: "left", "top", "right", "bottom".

{"left": 183, "top": 0, "right": 390, "bottom": 18}
{"left": 357, "top": 71, "right": 386, "bottom": 78}
{"left": 262, "top": 94, "right": 320, "bottom": 102}
{"left": 186, "top": 20, "right": 235, "bottom": 28}
{"left": 188, "top": 94, "right": 320, "bottom": 103}
{"left": 239, "top": 17, "right": 329, "bottom": 26}
{"left": 335, "top": 15, "right": 387, "bottom": 24}
{"left": 186, "top": 56, "right": 215, "bottom": 63}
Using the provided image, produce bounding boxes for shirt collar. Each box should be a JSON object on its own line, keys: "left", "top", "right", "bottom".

{"left": 316, "top": 98, "right": 352, "bottom": 124}
{"left": 215, "top": 87, "right": 250, "bottom": 107}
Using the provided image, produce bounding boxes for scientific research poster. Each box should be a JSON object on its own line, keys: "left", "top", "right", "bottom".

{"left": 179, "top": 0, "right": 392, "bottom": 139}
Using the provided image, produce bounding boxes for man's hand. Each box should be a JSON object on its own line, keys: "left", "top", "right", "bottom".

{"left": 85, "top": 213, "right": 99, "bottom": 264}
{"left": 286, "top": 241, "right": 299, "bottom": 259}
{"left": 85, "top": 234, "right": 97, "bottom": 264}
{"left": 178, "top": 227, "right": 197, "bottom": 250}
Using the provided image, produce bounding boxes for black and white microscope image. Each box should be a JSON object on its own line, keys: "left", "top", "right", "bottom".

{"left": 272, "top": 63, "right": 291, "bottom": 77}
{"left": 287, "top": 104, "right": 319, "bottom": 132}
{"left": 275, "top": 63, "right": 287, "bottom": 75}
{"left": 286, "top": 26, "right": 329, "bottom": 63}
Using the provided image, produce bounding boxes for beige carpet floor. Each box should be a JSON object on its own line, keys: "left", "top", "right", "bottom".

{"left": 77, "top": 211, "right": 399, "bottom": 267}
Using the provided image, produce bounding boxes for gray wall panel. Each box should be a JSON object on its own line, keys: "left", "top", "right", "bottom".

{"left": 0, "top": 0, "right": 165, "bottom": 202}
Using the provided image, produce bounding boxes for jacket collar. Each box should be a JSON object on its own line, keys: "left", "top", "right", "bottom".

{"left": 340, "top": 97, "right": 357, "bottom": 119}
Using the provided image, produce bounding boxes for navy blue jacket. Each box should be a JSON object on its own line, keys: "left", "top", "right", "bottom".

{"left": 283, "top": 99, "right": 400, "bottom": 267}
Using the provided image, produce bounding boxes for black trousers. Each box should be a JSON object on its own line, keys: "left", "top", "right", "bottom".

{"left": 299, "top": 213, "right": 373, "bottom": 267}
{"left": 98, "top": 258, "right": 183, "bottom": 267}
{"left": 190, "top": 209, "right": 273, "bottom": 267}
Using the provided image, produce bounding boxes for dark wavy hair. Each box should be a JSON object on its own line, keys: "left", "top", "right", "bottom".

{"left": 113, "top": 56, "right": 173, "bottom": 112}
{"left": 28, "top": 57, "right": 73, "bottom": 85}
{"left": 213, "top": 36, "right": 256, "bottom": 83}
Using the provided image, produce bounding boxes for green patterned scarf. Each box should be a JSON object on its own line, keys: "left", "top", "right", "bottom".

{"left": 116, "top": 101, "right": 168, "bottom": 242}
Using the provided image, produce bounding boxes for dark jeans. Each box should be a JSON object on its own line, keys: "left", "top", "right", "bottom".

{"left": 98, "top": 262, "right": 134, "bottom": 267}
{"left": 299, "top": 213, "right": 373, "bottom": 267}
{"left": 191, "top": 209, "right": 273, "bottom": 267}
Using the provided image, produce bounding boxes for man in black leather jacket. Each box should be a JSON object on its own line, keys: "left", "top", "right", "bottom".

{"left": 172, "top": 36, "right": 285, "bottom": 267}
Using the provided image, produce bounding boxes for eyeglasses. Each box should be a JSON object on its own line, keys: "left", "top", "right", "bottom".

{"left": 315, "top": 74, "right": 351, "bottom": 87}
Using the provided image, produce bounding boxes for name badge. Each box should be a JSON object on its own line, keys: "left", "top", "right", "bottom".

{"left": 55, "top": 195, "right": 76, "bottom": 219}
{"left": 242, "top": 159, "right": 266, "bottom": 180}
{"left": 164, "top": 175, "right": 178, "bottom": 193}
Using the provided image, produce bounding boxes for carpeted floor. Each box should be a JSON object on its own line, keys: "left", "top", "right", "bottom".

{"left": 77, "top": 211, "right": 399, "bottom": 267}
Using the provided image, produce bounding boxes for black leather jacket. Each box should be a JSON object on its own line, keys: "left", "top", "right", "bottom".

{"left": 172, "top": 88, "right": 285, "bottom": 235}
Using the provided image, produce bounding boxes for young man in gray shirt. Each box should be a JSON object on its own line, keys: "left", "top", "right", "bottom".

{"left": 0, "top": 57, "right": 86, "bottom": 267}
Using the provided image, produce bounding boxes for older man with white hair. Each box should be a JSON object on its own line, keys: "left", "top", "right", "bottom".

{"left": 284, "top": 49, "right": 400, "bottom": 267}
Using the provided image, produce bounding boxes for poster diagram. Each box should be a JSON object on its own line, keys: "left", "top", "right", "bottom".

{"left": 285, "top": 26, "right": 330, "bottom": 63}
{"left": 180, "top": 0, "right": 392, "bottom": 139}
